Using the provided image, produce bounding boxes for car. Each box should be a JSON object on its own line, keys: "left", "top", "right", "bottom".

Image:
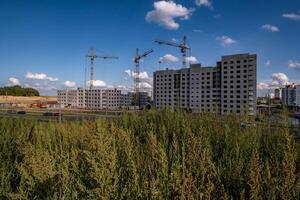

{"left": 17, "top": 111, "right": 26, "bottom": 115}
{"left": 53, "top": 112, "right": 62, "bottom": 117}
{"left": 43, "top": 112, "right": 53, "bottom": 116}
{"left": 6, "top": 110, "right": 17, "bottom": 114}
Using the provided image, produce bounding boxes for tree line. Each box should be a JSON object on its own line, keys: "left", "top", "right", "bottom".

{"left": 0, "top": 85, "right": 39, "bottom": 96}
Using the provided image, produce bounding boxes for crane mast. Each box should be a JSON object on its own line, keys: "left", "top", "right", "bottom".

{"left": 86, "top": 48, "right": 118, "bottom": 90}
{"left": 89, "top": 48, "right": 95, "bottom": 90}
{"left": 134, "top": 48, "right": 154, "bottom": 108}
{"left": 155, "top": 35, "right": 190, "bottom": 68}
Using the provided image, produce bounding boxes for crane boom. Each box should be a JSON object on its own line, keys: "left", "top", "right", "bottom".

{"left": 155, "top": 35, "right": 190, "bottom": 67}
{"left": 155, "top": 39, "right": 183, "bottom": 48}
{"left": 140, "top": 49, "right": 154, "bottom": 59}
{"left": 86, "top": 48, "right": 118, "bottom": 90}
{"left": 94, "top": 56, "right": 119, "bottom": 59}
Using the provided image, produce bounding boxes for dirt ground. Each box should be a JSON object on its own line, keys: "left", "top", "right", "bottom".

{"left": 0, "top": 96, "right": 57, "bottom": 104}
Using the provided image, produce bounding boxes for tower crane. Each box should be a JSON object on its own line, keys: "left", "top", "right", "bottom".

{"left": 134, "top": 48, "right": 154, "bottom": 107}
{"left": 86, "top": 48, "right": 118, "bottom": 90}
{"left": 155, "top": 35, "right": 191, "bottom": 68}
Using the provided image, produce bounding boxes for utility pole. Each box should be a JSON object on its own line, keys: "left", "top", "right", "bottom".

{"left": 134, "top": 48, "right": 154, "bottom": 108}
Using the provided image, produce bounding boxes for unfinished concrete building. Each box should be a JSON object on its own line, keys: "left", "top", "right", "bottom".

{"left": 154, "top": 53, "right": 257, "bottom": 115}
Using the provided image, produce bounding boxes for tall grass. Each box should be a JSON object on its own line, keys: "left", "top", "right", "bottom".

{"left": 0, "top": 110, "right": 299, "bottom": 199}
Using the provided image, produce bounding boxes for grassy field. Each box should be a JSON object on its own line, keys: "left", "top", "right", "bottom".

{"left": 0, "top": 110, "right": 299, "bottom": 199}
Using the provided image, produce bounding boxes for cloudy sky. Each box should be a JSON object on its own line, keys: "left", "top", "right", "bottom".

{"left": 0, "top": 0, "right": 299, "bottom": 96}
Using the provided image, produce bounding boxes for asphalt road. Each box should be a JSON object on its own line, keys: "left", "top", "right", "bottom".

{"left": 0, "top": 111, "right": 117, "bottom": 122}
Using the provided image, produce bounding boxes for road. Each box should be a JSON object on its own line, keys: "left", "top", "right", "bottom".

{"left": 0, "top": 110, "right": 117, "bottom": 122}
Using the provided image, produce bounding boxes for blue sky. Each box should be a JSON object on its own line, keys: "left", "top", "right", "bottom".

{"left": 0, "top": 0, "right": 299, "bottom": 96}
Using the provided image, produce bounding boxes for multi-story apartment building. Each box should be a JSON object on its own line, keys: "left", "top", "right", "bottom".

{"left": 57, "top": 89, "right": 78, "bottom": 107}
{"left": 58, "top": 88, "right": 122, "bottom": 110}
{"left": 58, "top": 89, "right": 149, "bottom": 110}
{"left": 120, "top": 92, "right": 149, "bottom": 107}
{"left": 297, "top": 86, "right": 300, "bottom": 107}
{"left": 220, "top": 54, "right": 257, "bottom": 115}
{"left": 282, "top": 84, "right": 300, "bottom": 108}
{"left": 154, "top": 53, "right": 257, "bottom": 115}
{"left": 274, "top": 88, "right": 282, "bottom": 100}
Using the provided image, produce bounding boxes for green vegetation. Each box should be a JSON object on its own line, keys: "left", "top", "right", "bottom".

{"left": 0, "top": 85, "right": 39, "bottom": 96}
{"left": 0, "top": 110, "right": 299, "bottom": 199}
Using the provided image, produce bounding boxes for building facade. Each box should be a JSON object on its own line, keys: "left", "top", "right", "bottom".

{"left": 58, "top": 89, "right": 149, "bottom": 110}
{"left": 297, "top": 85, "right": 300, "bottom": 107}
{"left": 274, "top": 88, "right": 282, "bottom": 100}
{"left": 154, "top": 53, "right": 257, "bottom": 115}
{"left": 282, "top": 84, "right": 300, "bottom": 108}
{"left": 58, "top": 88, "right": 122, "bottom": 110}
{"left": 120, "top": 92, "right": 149, "bottom": 108}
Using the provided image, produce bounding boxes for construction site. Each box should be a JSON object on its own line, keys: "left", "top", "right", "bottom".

{"left": 57, "top": 36, "right": 191, "bottom": 111}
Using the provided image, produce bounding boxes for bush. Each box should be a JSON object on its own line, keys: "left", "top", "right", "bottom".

{"left": 0, "top": 110, "right": 299, "bottom": 199}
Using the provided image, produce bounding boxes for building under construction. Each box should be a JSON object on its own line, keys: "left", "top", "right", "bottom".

{"left": 57, "top": 88, "right": 149, "bottom": 110}
{"left": 58, "top": 88, "right": 121, "bottom": 109}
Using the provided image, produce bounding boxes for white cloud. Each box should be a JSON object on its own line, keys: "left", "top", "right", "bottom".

{"left": 265, "top": 60, "right": 271, "bottom": 67}
{"left": 116, "top": 85, "right": 127, "bottom": 90}
{"left": 145, "top": 1, "right": 194, "bottom": 30}
{"left": 25, "top": 72, "right": 58, "bottom": 81}
{"left": 185, "top": 56, "right": 199, "bottom": 64}
{"left": 257, "top": 73, "right": 291, "bottom": 93}
{"left": 159, "top": 54, "right": 179, "bottom": 63}
{"left": 124, "top": 69, "right": 153, "bottom": 91}
{"left": 261, "top": 24, "right": 280, "bottom": 32}
{"left": 195, "top": 0, "right": 212, "bottom": 8}
{"left": 125, "top": 69, "right": 151, "bottom": 82}
{"left": 140, "top": 82, "right": 153, "bottom": 89}
{"left": 86, "top": 80, "right": 107, "bottom": 87}
{"left": 8, "top": 77, "right": 21, "bottom": 86}
{"left": 257, "top": 82, "right": 270, "bottom": 90}
{"left": 288, "top": 60, "right": 300, "bottom": 69}
{"left": 271, "top": 73, "right": 289, "bottom": 86}
{"left": 64, "top": 81, "right": 76, "bottom": 87}
{"left": 282, "top": 13, "right": 300, "bottom": 21}
{"left": 24, "top": 82, "right": 57, "bottom": 93}
{"left": 216, "top": 35, "right": 237, "bottom": 47}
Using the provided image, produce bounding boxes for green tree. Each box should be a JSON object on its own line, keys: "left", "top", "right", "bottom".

{"left": 0, "top": 85, "right": 39, "bottom": 96}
